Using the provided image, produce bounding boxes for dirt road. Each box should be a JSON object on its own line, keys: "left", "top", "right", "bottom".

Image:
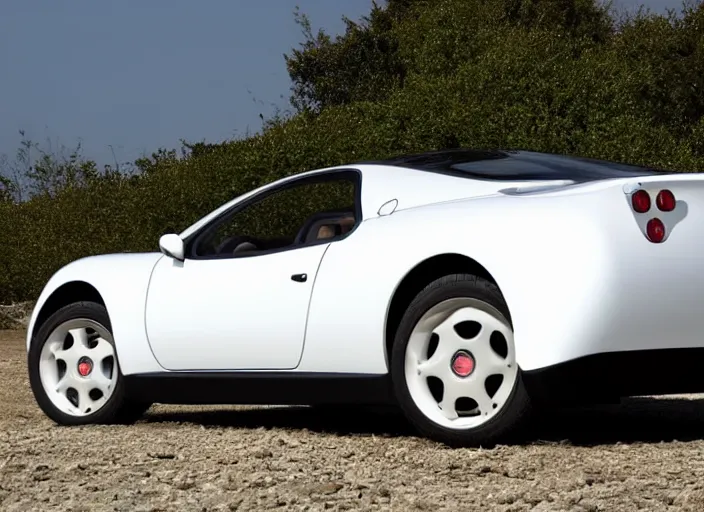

{"left": 3, "top": 329, "right": 704, "bottom": 511}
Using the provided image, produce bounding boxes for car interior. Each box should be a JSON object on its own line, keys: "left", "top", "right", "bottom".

{"left": 211, "top": 207, "right": 357, "bottom": 257}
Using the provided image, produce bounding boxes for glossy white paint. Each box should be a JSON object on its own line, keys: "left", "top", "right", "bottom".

{"left": 26, "top": 253, "right": 165, "bottom": 374}
{"left": 26, "top": 163, "right": 704, "bottom": 382}
{"left": 158, "top": 234, "right": 185, "bottom": 261}
{"left": 175, "top": 163, "right": 568, "bottom": 234}
{"left": 303, "top": 175, "right": 704, "bottom": 372}
{"left": 144, "top": 243, "right": 330, "bottom": 370}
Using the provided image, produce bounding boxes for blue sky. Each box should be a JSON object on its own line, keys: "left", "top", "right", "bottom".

{"left": 0, "top": 0, "right": 686, "bottom": 167}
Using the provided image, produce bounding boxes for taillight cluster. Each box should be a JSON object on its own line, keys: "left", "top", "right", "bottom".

{"left": 630, "top": 188, "right": 676, "bottom": 243}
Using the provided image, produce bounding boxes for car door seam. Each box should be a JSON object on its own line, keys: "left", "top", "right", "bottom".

{"left": 295, "top": 242, "right": 333, "bottom": 369}
{"left": 142, "top": 254, "right": 170, "bottom": 371}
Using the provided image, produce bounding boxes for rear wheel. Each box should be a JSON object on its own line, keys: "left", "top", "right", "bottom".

{"left": 28, "top": 301, "right": 151, "bottom": 425}
{"left": 391, "top": 274, "right": 532, "bottom": 447}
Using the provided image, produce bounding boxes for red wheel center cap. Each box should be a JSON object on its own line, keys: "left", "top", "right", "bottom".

{"left": 77, "top": 359, "right": 93, "bottom": 377}
{"left": 451, "top": 351, "right": 475, "bottom": 377}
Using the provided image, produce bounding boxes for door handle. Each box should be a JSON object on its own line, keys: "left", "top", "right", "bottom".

{"left": 291, "top": 273, "right": 307, "bottom": 283}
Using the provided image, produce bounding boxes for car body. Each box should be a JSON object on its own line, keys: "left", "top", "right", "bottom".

{"left": 26, "top": 149, "right": 704, "bottom": 446}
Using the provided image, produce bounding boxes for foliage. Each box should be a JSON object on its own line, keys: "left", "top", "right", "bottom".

{"left": 283, "top": 0, "right": 615, "bottom": 112}
{"left": 0, "top": 131, "right": 124, "bottom": 202}
{"left": 0, "top": 176, "right": 14, "bottom": 203}
{"left": 284, "top": 1, "right": 410, "bottom": 112}
{"left": 1, "top": 0, "right": 704, "bottom": 303}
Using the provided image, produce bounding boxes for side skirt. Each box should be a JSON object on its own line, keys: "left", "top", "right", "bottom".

{"left": 124, "top": 349, "right": 704, "bottom": 408}
{"left": 123, "top": 372, "right": 395, "bottom": 406}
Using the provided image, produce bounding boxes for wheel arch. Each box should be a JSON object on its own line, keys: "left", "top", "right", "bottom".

{"left": 384, "top": 253, "right": 505, "bottom": 367}
{"left": 30, "top": 281, "right": 107, "bottom": 340}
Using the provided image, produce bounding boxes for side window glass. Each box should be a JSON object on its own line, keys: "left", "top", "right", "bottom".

{"left": 193, "top": 175, "right": 358, "bottom": 258}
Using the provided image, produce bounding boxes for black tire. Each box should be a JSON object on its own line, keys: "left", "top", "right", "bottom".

{"left": 390, "top": 273, "right": 532, "bottom": 447}
{"left": 28, "top": 301, "right": 151, "bottom": 426}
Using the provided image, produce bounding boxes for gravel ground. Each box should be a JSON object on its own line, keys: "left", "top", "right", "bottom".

{"left": 4, "top": 329, "right": 704, "bottom": 511}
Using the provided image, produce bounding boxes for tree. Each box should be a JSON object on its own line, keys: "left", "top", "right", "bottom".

{"left": 134, "top": 148, "right": 180, "bottom": 175}
{"left": 26, "top": 142, "right": 100, "bottom": 198}
{"left": 500, "top": 0, "right": 614, "bottom": 41}
{"left": 283, "top": 0, "right": 614, "bottom": 113}
{"left": 0, "top": 130, "right": 116, "bottom": 200}
{"left": 284, "top": 1, "right": 411, "bottom": 112}
{"left": 0, "top": 132, "right": 34, "bottom": 202}
{"left": 0, "top": 175, "right": 14, "bottom": 203}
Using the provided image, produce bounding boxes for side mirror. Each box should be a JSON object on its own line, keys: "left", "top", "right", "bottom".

{"left": 159, "top": 233, "right": 185, "bottom": 261}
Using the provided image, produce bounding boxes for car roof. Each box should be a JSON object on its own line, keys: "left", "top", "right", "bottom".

{"left": 357, "top": 148, "right": 673, "bottom": 183}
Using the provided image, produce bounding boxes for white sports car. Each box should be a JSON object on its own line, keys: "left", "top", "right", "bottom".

{"left": 26, "top": 149, "right": 704, "bottom": 446}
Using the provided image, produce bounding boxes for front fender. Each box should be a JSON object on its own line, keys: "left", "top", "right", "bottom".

{"left": 27, "top": 252, "right": 166, "bottom": 375}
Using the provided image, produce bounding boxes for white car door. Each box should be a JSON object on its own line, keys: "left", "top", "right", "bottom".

{"left": 143, "top": 168, "right": 361, "bottom": 371}
{"left": 144, "top": 243, "right": 330, "bottom": 371}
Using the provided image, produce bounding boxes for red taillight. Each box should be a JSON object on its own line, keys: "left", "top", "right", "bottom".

{"left": 631, "top": 189, "right": 651, "bottom": 213}
{"left": 656, "top": 189, "right": 676, "bottom": 212}
{"left": 646, "top": 218, "right": 666, "bottom": 243}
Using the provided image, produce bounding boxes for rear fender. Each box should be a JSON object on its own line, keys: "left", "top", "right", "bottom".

{"left": 452, "top": 175, "right": 704, "bottom": 371}
{"left": 415, "top": 193, "right": 617, "bottom": 372}
{"left": 298, "top": 193, "right": 614, "bottom": 373}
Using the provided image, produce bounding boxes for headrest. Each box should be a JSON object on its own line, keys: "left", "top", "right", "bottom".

{"left": 316, "top": 223, "right": 342, "bottom": 240}
{"left": 305, "top": 220, "right": 342, "bottom": 243}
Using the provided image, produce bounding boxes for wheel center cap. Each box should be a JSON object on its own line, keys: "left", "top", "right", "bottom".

{"left": 77, "top": 357, "right": 93, "bottom": 377}
{"left": 451, "top": 351, "right": 475, "bottom": 378}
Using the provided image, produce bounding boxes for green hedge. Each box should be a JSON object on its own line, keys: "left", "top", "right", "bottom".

{"left": 1, "top": 0, "right": 703, "bottom": 303}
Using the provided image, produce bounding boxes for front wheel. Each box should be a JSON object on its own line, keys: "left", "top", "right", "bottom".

{"left": 391, "top": 274, "right": 532, "bottom": 447}
{"left": 28, "top": 301, "right": 150, "bottom": 425}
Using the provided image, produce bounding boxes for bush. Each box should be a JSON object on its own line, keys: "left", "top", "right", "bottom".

{"left": 1, "top": 0, "right": 703, "bottom": 303}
